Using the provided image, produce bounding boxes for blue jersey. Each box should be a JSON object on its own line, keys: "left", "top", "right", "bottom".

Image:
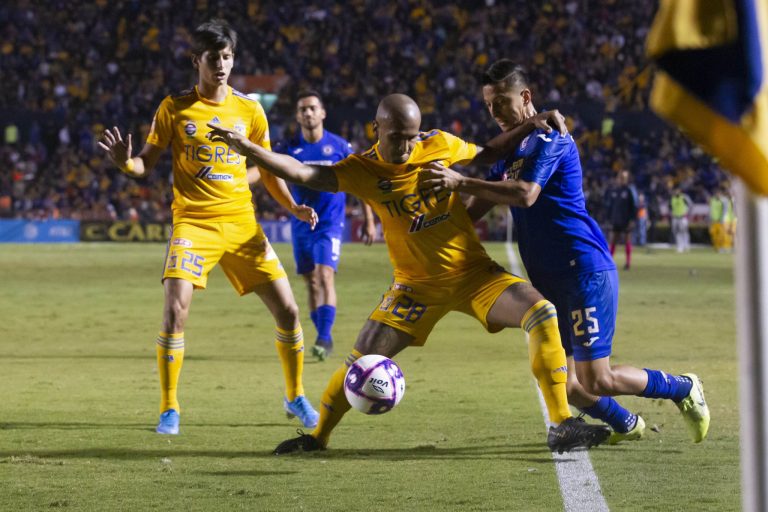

{"left": 487, "top": 130, "right": 615, "bottom": 282}
{"left": 275, "top": 130, "right": 352, "bottom": 235}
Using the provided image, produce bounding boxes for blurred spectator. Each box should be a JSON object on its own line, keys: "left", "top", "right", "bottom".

{"left": 0, "top": 0, "right": 729, "bottom": 223}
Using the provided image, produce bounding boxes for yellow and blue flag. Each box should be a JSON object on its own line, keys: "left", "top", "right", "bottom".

{"left": 647, "top": 0, "right": 768, "bottom": 195}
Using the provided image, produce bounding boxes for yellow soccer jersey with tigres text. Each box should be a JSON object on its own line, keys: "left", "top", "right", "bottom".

{"left": 147, "top": 86, "right": 270, "bottom": 221}
{"left": 333, "top": 129, "right": 492, "bottom": 280}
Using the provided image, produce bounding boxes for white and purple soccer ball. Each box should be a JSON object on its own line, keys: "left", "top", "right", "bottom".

{"left": 343, "top": 355, "right": 406, "bottom": 415}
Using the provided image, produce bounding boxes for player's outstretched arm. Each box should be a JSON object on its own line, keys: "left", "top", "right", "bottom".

{"left": 420, "top": 162, "right": 541, "bottom": 208}
{"left": 259, "top": 170, "right": 318, "bottom": 228}
{"left": 472, "top": 110, "right": 567, "bottom": 166}
{"left": 98, "top": 127, "right": 163, "bottom": 178}
{"left": 206, "top": 123, "right": 338, "bottom": 192}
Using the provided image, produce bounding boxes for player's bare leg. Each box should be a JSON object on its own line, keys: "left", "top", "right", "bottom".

{"left": 486, "top": 283, "right": 610, "bottom": 452}
{"left": 254, "top": 278, "right": 319, "bottom": 428}
{"left": 576, "top": 356, "right": 709, "bottom": 442}
{"left": 567, "top": 356, "right": 645, "bottom": 444}
{"left": 155, "top": 278, "right": 194, "bottom": 434}
{"left": 273, "top": 321, "right": 412, "bottom": 454}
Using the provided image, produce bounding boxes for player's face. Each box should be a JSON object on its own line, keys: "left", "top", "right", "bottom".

{"left": 194, "top": 46, "right": 234, "bottom": 88}
{"left": 296, "top": 97, "right": 326, "bottom": 130}
{"left": 376, "top": 119, "right": 421, "bottom": 164}
{"left": 483, "top": 84, "right": 528, "bottom": 130}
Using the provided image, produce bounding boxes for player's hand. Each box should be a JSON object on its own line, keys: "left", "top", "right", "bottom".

{"left": 98, "top": 126, "right": 133, "bottom": 170}
{"left": 291, "top": 204, "right": 318, "bottom": 230}
{"left": 420, "top": 161, "right": 465, "bottom": 192}
{"left": 361, "top": 220, "right": 376, "bottom": 246}
{"left": 206, "top": 123, "right": 251, "bottom": 154}
{"left": 530, "top": 110, "right": 568, "bottom": 136}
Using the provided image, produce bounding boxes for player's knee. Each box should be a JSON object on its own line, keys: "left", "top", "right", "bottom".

{"left": 580, "top": 372, "right": 617, "bottom": 396}
{"left": 163, "top": 300, "right": 189, "bottom": 331}
{"left": 275, "top": 300, "right": 300, "bottom": 326}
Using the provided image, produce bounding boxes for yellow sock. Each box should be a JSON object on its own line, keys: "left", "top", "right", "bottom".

{"left": 275, "top": 326, "right": 305, "bottom": 401}
{"left": 156, "top": 332, "right": 185, "bottom": 414}
{"left": 312, "top": 350, "right": 362, "bottom": 446}
{"left": 522, "top": 301, "right": 571, "bottom": 424}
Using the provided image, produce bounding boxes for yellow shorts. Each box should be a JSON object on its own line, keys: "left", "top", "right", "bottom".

{"left": 162, "top": 218, "right": 287, "bottom": 295}
{"left": 369, "top": 261, "right": 527, "bottom": 346}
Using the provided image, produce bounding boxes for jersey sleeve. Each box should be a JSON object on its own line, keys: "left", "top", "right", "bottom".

{"left": 249, "top": 102, "right": 272, "bottom": 151}
{"left": 439, "top": 130, "right": 479, "bottom": 166}
{"left": 146, "top": 97, "right": 174, "bottom": 149}
{"left": 332, "top": 156, "right": 363, "bottom": 196}
{"left": 519, "top": 131, "right": 569, "bottom": 187}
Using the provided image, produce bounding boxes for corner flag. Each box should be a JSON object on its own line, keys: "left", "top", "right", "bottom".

{"left": 647, "top": 0, "right": 768, "bottom": 195}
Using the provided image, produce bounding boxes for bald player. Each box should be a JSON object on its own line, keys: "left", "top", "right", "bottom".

{"left": 207, "top": 93, "right": 611, "bottom": 454}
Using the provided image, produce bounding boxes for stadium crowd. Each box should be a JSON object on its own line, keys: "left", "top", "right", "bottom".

{"left": 0, "top": 0, "right": 730, "bottom": 232}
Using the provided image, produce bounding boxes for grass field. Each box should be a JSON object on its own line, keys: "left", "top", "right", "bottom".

{"left": 0, "top": 243, "right": 739, "bottom": 511}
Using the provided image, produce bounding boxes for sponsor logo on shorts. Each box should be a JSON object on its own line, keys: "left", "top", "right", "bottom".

{"left": 584, "top": 336, "right": 600, "bottom": 347}
{"left": 392, "top": 283, "right": 413, "bottom": 293}
{"left": 409, "top": 212, "right": 450, "bottom": 233}
{"left": 171, "top": 237, "right": 193, "bottom": 247}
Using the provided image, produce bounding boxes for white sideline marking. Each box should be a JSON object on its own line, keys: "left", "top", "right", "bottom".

{"left": 505, "top": 242, "right": 609, "bottom": 512}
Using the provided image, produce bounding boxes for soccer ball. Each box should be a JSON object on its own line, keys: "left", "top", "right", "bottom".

{"left": 344, "top": 355, "right": 406, "bottom": 415}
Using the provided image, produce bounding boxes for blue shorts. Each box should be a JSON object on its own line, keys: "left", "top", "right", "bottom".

{"left": 532, "top": 269, "right": 618, "bottom": 362}
{"left": 292, "top": 230, "right": 343, "bottom": 274}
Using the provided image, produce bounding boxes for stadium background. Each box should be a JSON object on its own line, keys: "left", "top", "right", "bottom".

{"left": 0, "top": 0, "right": 729, "bottom": 243}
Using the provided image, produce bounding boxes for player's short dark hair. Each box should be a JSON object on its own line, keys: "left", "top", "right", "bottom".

{"left": 296, "top": 90, "right": 323, "bottom": 106}
{"left": 481, "top": 60, "right": 530, "bottom": 91}
{"left": 191, "top": 19, "right": 237, "bottom": 56}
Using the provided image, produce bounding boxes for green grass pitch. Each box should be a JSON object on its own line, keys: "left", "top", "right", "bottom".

{"left": 0, "top": 243, "right": 739, "bottom": 511}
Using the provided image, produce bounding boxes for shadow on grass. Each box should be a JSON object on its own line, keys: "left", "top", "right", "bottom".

{"left": 0, "top": 442, "right": 666, "bottom": 464}
{"left": 0, "top": 422, "right": 289, "bottom": 431}
{"left": 0, "top": 354, "right": 274, "bottom": 362}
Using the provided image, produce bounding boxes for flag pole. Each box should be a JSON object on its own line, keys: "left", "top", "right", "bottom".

{"left": 735, "top": 179, "right": 768, "bottom": 512}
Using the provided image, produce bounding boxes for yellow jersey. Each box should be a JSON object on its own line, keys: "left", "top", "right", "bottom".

{"left": 147, "top": 86, "right": 271, "bottom": 221}
{"left": 334, "top": 129, "right": 492, "bottom": 280}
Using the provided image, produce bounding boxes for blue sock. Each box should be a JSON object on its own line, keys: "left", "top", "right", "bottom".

{"left": 639, "top": 369, "right": 693, "bottom": 402}
{"left": 316, "top": 305, "right": 336, "bottom": 344}
{"left": 581, "top": 396, "right": 637, "bottom": 433}
{"left": 310, "top": 310, "right": 319, "bottom": 331}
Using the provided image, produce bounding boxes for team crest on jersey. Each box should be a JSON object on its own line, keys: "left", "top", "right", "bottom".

{"left": 234, "top": 122, "right": 246, "bottom": 135}
{"left": 520, "top": 135, "right": 531, "bottom": 150}
{"left": 377, "top": 178, "right": 393, "bottom": 193}
{"left": 322, "top": 144, "right": 334, "bottom": 156}
{"left": 171, "top": 237, "right": 193, "bottom": 247}
{"left": 184, "top": 121, "right": 196, "bottom": 137}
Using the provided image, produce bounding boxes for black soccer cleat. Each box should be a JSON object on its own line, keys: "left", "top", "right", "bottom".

{"left": 547, "top": 417, "right": 611, "bottom": 454}
{"left": 273, "top": 430, "right": 325, "bottom": 455}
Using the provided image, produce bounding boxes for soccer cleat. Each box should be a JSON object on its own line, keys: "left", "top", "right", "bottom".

{"left": 311, "top": 341, "right": 333, "bottom": 361}
{"left": 284, "top": 396, "right": 320, "bottom": 428}
{"left": 547, "top": 417, "right": 611, "bottom": 454}
{"left": 608, "top": 415, "right": 646, "bottom": 445}
{"left": 156, "top": 409, "right": 180, "bottom": 435}
{"left": 676, "top": 373, "right": 710, "bottom": 443}
{"left": 273, "top": 429, "right": 325, "bottom": 455}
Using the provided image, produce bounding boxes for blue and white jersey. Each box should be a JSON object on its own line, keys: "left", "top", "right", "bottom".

{"left": 275, "top": 130, "right": 352, "bottom": 235}
{"left": 487, "top": 129, "right": 615, "bottom": 282}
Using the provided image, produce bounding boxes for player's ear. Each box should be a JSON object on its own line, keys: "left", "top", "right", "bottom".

{"left": 191, "top": 53, "right": 199, "bottom": 69}
{"left": 372, "top": 120, "right": 379, "bottom": 136}
{"left": 522, "top": 88, "right": 532, "bottom": 105}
